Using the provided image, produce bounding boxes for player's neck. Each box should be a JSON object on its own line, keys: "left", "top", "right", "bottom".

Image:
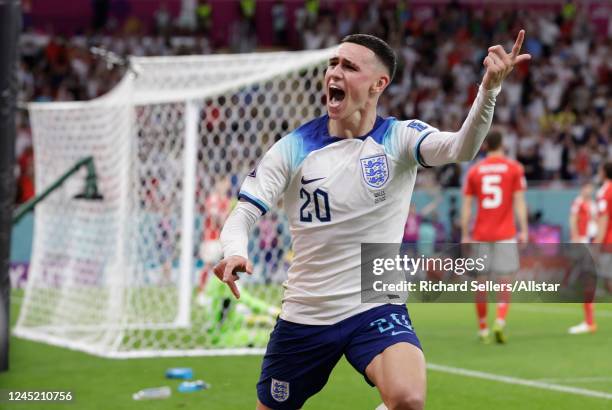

{"left": 487, "top": 150, "right": 504, "bottom": 158}
{"left": 327, "top": 109, "right": 377, "bottom": 139}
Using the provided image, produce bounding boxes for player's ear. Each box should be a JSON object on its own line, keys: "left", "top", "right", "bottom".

{"left": 371, "top": 75, "right": 390, "bottom": 94}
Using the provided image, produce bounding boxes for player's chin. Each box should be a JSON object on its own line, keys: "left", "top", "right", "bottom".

{"left": 326, "top": 102, "right": 346, "bottom": 119}
{"left": 326, "top": 108, "right": 341, "bottom": 119}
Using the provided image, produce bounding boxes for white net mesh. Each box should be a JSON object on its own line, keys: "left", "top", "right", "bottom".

{"left": 16, "top": 48, "right": 332, "bottom": 357}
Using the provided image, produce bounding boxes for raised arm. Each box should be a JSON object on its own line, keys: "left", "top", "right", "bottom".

{"left": 418, "top": 30, "right": 531, "bottom": 167}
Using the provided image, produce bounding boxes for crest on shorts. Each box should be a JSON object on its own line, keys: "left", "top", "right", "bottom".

{"left": 360, "top": 154, "right": 389, "bottom": 188}
{"left": 270, "top": 378, "right": 290, "bottom": 402}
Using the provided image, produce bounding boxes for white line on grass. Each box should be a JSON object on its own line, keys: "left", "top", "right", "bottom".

{"left": 536, "top": 377, "right": 612, "bottom": 384}
{"left": 427, "top": 363, "right": 612, "bottom": 400}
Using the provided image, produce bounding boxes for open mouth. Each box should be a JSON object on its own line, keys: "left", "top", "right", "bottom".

{"left": 328, "top": 85, "right": 346, "bottom": 105}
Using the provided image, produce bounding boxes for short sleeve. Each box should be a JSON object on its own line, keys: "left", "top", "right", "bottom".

{"left": 514, "top": 164, "right": 527, "bottom": 192}
{"left": 598, "top": 198, "right": 608, "bottom": 216}
{"left": 463, "top": 167, "right": 476, "bottom": 196}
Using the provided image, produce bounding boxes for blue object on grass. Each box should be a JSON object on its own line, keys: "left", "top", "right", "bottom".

{"left": 165, "top": 367, "right": 193, "bottom": 379}
{"left": 178, "top": 380, "right": 210, "bottom": 392}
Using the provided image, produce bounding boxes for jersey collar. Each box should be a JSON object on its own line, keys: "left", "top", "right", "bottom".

{"left": 321, "top": 115, "right": 394, "bottom": 144}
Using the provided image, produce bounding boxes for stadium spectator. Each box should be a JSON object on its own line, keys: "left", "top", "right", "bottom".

{"left": 14, "top": 2, "right": 612, "bottom": 205}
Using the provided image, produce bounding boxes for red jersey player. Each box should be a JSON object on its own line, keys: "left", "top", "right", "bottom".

{"left": 596, "top": 162, "right": 612, "bottom": 252}
{"left": 568, "top": 181, "right": 597, "bottom": 334}
{"left": 461, "top": 130, "right": 528, "bottom": 344}
{"left": 570, "top": 162, "right": 612, "bottom": 334}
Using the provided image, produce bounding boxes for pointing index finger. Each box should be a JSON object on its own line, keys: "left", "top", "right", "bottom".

{"left": 511, "top": 30, "right": 525, "bottom": 58}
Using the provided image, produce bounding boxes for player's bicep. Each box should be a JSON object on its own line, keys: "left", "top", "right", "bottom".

{"left": 463, "top": 171, "right": 477, "bottom": 196}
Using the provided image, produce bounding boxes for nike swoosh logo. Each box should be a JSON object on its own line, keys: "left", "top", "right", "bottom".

{"left": 391, "top": 330, "right": 413, "bottom": 336}
{"left": 301, "top": 176, "right": 325, "bottom": 185}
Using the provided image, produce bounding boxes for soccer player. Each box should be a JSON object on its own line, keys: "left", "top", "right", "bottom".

{"left": 215, "top": 32, "right": 530, "bottom": 409}
{"left": 596, "top": 162, "right": 612, "bottom": 294}
{"left": 461, "top": 129, "right": 528, "bottom": 344}
{"left": 567, "top": 181, "right": 598, "bottom": 334}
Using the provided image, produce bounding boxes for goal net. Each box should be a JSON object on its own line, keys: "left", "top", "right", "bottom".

{"left": 15, "top": 48, "right": 332, "bottom": 358}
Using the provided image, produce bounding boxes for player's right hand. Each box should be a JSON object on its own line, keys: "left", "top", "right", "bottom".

{"left": 481, "top": 29, "right": 531, "bottom": 90}
{"left": 213, "top": 256, "right": 253, "bottom": 299}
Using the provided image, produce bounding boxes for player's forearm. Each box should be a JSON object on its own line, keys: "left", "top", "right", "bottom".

{"left": 220, "top": 201, "right": 261, "bottom": 259}
{"left": 595, "top": 216, "right": 608, "bottom": 244}
{"left": 419, "top": 85, "right": 501, "bottom": 166}
{"left": 515, "top": 197, "right": 528, "bottom": 235}
{"left": 568, "top": 215, "right": 578, "bottom": 239}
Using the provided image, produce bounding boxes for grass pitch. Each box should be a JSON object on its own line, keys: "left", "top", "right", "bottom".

{"left": 2, "top": 292, "right": 611, "bottom": 409}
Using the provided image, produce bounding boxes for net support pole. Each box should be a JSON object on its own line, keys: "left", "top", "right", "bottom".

{"left": 177, "top": 100, "right": 198, "bottom": 326}
{"left": 13, "top": 156, "right": 101, "bottom": 225}
{"left": 0, "top": 0, "right": 21, "bottom": 372}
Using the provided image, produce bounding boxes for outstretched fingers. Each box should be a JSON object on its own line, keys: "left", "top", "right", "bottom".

{"left": 514, "top": 53, "right": 532, "bottom": 64}
{"left": 511, "top": 30, "right": 531, "bottom": 64}
{"left": 511, "top": 29, "right": 525, "bottom": 58}
{"left": 487, "top": 30, "right": 531, "bottom": 66}
{"left": 483, "top": 30, "right": 531, "bottom": 90}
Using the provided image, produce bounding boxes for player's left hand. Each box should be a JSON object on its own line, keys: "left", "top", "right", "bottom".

{"left": 482, "top": 30, "right": 531, "bottom": 90}
{"left": 213, "top": 255, "right": 253, "bottom": 299}
{"left": 517, "top": 230, "right": 528, "bottom": 244}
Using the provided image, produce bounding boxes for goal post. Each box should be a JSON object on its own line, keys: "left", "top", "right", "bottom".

{"left": 0, "top": 0, "right": 21, "bottom": 372}
{"left": 15, "top": 48, "right": 333, "bottom": 358}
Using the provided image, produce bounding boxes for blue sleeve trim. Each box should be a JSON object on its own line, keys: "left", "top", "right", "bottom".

{"left": 238, "top": 191, "right": 269, "bottom": 215}
{"left": 413, "top": 131, "right": 435, "bottom": 168}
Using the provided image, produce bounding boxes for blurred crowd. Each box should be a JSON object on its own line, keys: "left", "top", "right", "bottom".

{"left": 14, "top": 0, "right": 611, "bottom": 205}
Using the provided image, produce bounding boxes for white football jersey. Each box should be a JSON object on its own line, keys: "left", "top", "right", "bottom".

{"left": 239, "top": 115, "right": 438, "bottom": 325}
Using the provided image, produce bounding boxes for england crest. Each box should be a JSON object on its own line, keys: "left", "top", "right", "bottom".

{"left": 271, "top": 378, "right": 290, "bottom": 402}
{"left": 360, "top": 154, "right": 389, "bottom": 188}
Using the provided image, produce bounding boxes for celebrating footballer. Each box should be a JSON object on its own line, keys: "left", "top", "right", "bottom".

{"left": 214, "top": 30, "right": 530, "bottom": 410}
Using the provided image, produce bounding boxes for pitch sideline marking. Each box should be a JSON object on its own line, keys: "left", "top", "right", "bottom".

{"left": 536, "top": 376, "right": 612, "bottom": 384}
{"left": 428, "top": 363, "right": 612, "bottom": 400}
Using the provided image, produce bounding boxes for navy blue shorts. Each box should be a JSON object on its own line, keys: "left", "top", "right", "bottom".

{"left": 257, "top": 304, "right": 421, "bottom": 409}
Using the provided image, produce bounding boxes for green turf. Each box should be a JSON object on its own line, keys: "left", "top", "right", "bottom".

{"left": 2, "top": 292, "right": 611, "bottom": 409}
